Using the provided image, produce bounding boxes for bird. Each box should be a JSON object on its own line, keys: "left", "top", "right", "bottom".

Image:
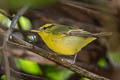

{"left": 31, "top": 23, "right": 111, "bottom": 64}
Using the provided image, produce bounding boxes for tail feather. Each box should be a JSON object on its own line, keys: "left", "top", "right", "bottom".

{"left": 93, "top": 32, "right": 112, "bottom": 37}
{"left": 67, "top": 31, "right": 112, "bottom": 38}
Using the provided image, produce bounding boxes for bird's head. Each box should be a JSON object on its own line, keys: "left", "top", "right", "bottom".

{"left": 31, "top": 23, "right": 55, "bottom": 33}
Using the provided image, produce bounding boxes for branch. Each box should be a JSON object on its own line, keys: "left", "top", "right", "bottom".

{"left": 1, "top": 6, "right": 29, "bottom": 80}
{"left": 10, "top": 68, "right": 49, "bottom": 80}
{"left": 59, "top": 0, "right": 114, "bottom": 17}
{"left": 7, "top": 34, "right": 110, "bottom": 80}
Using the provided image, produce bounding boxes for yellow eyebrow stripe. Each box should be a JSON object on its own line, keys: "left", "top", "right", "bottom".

{"left": 44, "top": 24, "right": 53, "bottom": 27}
{"left": 40, "top": 24, "right": 53, "bottom": 30}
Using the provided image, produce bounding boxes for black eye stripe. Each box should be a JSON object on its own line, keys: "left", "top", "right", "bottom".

{"left": 43, "top": 27, "right": 47, "bottom": 30}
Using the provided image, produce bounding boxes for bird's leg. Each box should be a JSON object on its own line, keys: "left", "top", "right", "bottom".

{"left": 71, "top": 52, "right": 78, "bottom": 64}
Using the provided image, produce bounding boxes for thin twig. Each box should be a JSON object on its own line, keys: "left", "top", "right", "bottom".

{"left": 10, "top": 68, "right": 50, "bottom": 80}
{"left": 8, "top": 34, "right": 110, "bottom": 80}
{"left": 59, "top": 0, "right": 109, "bottom": 16}
{"left": 1, "top": 6, "right": 29, "bottom": 80}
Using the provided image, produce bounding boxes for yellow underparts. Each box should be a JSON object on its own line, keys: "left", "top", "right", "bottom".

{"left": 38, "top": 32, "right": 96, "bottom": 55}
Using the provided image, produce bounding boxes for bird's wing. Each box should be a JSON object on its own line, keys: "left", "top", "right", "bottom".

{"left": 65, "top": 29, "right": 96, "bottom": 37}
{"left": 50, "top": 24, "right": 73, "bottom": 34}
{"left": 50, "top": 24, "right": 97, "bottom": 37}
{"left": 65, "top": 29, "right": 112, "bottom": 37}
{"left": 49, "top": 24, "right": 112, "bottom": 37}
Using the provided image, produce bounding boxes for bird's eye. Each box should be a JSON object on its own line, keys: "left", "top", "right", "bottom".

{"left": 43, "top": 27, "right": 48, "bottom": 30}
{"left": 42, "top": 24, "right": 54, "bottom": 30}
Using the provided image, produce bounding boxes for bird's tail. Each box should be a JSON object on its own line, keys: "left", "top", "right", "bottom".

{"left": 93, "top": 32, "right": 112, "bottom": 37}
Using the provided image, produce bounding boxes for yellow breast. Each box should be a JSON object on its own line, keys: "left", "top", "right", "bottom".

{"left": 38, "top": 32, "right": 96, "bottom": 55}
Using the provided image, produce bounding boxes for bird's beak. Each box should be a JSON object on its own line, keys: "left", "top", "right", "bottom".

{"left": 30, "top": 30, "right": 41, "bottom": 33}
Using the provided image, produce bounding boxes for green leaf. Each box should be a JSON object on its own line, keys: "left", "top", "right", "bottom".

{"left": 108, "top": 52, "right": 120, "bottom": 66}
{"left": 97, "top": 58, "right": 107, "bottom": 68}
{"left": 0, "top": 12, "right": 11, "bottom": 28}
{"left": 15, "top": 58, "right": 42, "bottom": 75}
{"left": 19, "top": 16, "right": 32, "bottom": 30}
{"left": 27, "top": 35, "right": 36, "bottom": 41}
{"left": 80, "top": 77, "right": 90, "bottom": 80}
{"left": 1, "top": 75, "right": 6, "bottom": 80}
{"left": 45, "top": 65, "right": 73, "bottom": 80}
{"left": 0, "top": 10, "right": 19, "bottom": 29}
